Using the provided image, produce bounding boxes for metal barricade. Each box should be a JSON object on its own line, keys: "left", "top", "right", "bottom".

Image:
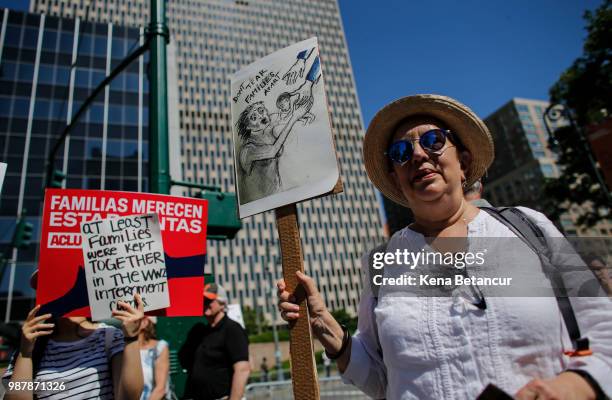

{"left": 245, "top": 375, "right": 369, "bottom": 399}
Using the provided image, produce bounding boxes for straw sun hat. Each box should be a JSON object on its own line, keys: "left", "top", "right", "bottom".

{"left": 363, "top": 94, "right": 494, "bottom": 208}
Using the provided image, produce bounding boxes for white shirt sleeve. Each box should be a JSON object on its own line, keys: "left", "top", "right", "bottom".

{"left": 340, "top": 252, "right": 387, "bottom": 399}
{"left": 517, "top": 207, "right": 612, "bottom": 397}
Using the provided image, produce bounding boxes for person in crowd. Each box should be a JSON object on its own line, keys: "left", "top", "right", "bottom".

{"left": 4, "top": 270, "right": 144, "bottom": 400}
{"left": 580, "top": 254, "right": 612, "bottom": 297}
{"left": 179, "top": 284, "right": 250, "bottom": 400}
{"left": 322, "top": 351, "right": 331, "bottom": 377}
{"left": 276, "top": 94, "right": 612, "bottom": 399}
{"left": 259, "top": 357, "right": 269, "bottom": 382}
{"left": 139, "top": 316, "right": 171, "bottom": 400}
{"left": 463, "top": 178, "right": 492, "bottom": 207}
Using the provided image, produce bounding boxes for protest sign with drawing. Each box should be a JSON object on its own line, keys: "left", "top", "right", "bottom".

{"left": 230, "top": 36, "right": 341, "bottom": 218}
{"left": 38, "top": 189, "right": 208, "bottom": 318}
{"left": 81, "top": 214, "right": 171, "bottom": 321}
{"left": 230, "top": 37, "right": 343, "bottom": 400}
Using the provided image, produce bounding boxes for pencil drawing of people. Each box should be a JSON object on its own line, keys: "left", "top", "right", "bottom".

{"left": 282, "top": 47, "right": 315, "bottom": 85}
{"left": 273, "top": 92, "right": 315, "bottom": 126}
{"left": 236, "top": 51, "right": 322, "bottom": 204}
{"left": 236, "top": 98, "right": 311, "bottom": 204}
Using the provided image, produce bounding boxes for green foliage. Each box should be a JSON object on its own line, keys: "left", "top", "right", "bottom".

{"left": 330, "top": 308, "right": 358, "bottom": 334}
{"left": 248, "top": 329, "right": 290, "bottom": 343}
{"left": 242, "top": 306, "right": 269, "bottom": 335}
{"left": 315, "top": 350, "right": 323, "bottom": 364}
{"left": 544, "top": 0, "right": 612, "bottom": 228}
{"left": 549, "top": 0, "right": 611, "bottom": 126}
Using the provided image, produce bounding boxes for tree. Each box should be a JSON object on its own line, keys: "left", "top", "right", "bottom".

{"left": 330, "top": 308, "right": 358, "bottom": 334}
{"left": 544, "top": 0, "right": 612, "bottom": 228}
{"left": 242, "top": 305, "right": 269, "bottom": 335}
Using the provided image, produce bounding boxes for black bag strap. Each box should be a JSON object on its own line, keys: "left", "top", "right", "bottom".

{"left": 479, "top": 207, "right": 588, "bottom": 352}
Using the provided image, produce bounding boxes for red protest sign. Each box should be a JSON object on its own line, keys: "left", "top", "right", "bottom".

{"left": 37, "top": 189, "right": 208, "bottom": 317}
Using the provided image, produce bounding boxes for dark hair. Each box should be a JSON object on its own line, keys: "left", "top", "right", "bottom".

{"left": 31, "top": 317, "right": 56, "bottom": 375}
{"left": 276, "top": 92, "right": 291, "bottom": 108}
{"left": 141, "top": 318, "right": 158, "bottom": 341}
{"left": 235, "top": 101, "right": 264, "bottom": 140}
{"left": 446, "top": 130, "right": 467, "bottom": 153}
{"left": 6, "top": 333, "right": 51, "bottom": 378}
{"left": 583, "top": 253, "right": 606, "bottom": 266}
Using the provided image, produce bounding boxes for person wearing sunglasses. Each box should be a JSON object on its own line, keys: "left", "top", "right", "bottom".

{"left": 277, "top": 94, "right": 611, "bottom": 400}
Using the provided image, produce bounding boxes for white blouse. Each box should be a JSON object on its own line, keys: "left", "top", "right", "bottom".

{"left": 341, "top": 207, "right": 612, "bottom": 399}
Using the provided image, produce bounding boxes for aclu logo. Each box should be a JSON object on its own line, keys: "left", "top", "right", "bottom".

{"left": 48, "top": 232, "right": 82, "bottom": 249}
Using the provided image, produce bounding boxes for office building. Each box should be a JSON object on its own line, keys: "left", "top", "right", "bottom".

{"left": 30, "top": 0, "right": 386, "bottom": 318}
{"left": 0, "top": 8, "right": 155, "bottom": 320}
{"left": 483, "top": 98, "right": 612, "bottom": 237}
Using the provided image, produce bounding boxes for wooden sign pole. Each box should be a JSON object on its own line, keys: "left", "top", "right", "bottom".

{"left": 275, "top": 203, "right": 320, "bottom": 400}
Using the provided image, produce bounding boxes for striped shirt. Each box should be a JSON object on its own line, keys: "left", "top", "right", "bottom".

{"left": 3, "top": 325, "right": 124, "bottom": 399}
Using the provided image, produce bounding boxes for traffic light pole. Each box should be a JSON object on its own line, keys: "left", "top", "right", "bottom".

{"left": 4, "top": 211, "right": 33, "bottom": 322}
{"left": 544, "top": 103, "right": 612, "bottom": 205}
{"left": 4, "top": 249, "right": 18, "bottom": 323}
{"left": 148, "top": 0, "right": 171, "bottom": 195}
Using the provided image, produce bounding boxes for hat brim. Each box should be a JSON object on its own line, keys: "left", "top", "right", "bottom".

{"left": 363, "top": 94, "right": 494, "bottom": 208}
{"left": 203, "top": 292, "right": 218, "bottom": 300}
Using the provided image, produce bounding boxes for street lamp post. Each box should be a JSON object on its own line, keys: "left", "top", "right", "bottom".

{"left": 543, "top": 103, "right": 612, "bottom": 206}
{"left": 148, "top": 0, "right": 171, "bottom": 195}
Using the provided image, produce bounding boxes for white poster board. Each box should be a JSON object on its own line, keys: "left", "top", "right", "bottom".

{"left": 0, "top": 162, "right": 6, "bottom": 195}
{"left": 80, "top": 213, "right": 170, "bottom": 321}
{"left": 227, "top": 303, "right": 245, "bottom": 329}
{"left": 230, "top": 37, "right": 339, "bottom": 218}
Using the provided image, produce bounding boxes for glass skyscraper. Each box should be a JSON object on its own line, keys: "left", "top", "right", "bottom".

{"left": 0, "top": 8, "right": 151, "bottom": 320}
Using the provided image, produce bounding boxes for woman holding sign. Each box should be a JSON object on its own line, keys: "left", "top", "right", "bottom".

{"left": 4, "top": 272, "right": 145, "bottom": 400}
{"left": 277, "top": 95, "right": 611, "bottom": 399}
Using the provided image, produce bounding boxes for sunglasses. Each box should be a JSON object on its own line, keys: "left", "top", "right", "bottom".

{"left": 386, "top": 129, "right": 452, "bottom": 166}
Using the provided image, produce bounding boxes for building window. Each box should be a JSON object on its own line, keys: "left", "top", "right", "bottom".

{"left": 42, "top": 30, "right": 57, "bottom": 51}
{"left": 540, "top": 163, "right": 555, "bottom": 177}
{"left": 17, "top": 64, "right": 34, "bottom": 81}
{"left": 529, "top": 141, "right": 543, "bottom": 151}
{"left": 94, "top": 36, "right": 107, "bottom": 57}
{"left": 13, "top": 98, "right": 30, "bottom": 118}
{"left": 516, "top": 104, "right": 529, "bottom": 113}
{"left": 5, "top": 25, "right": 22, "bottom": 47}
{"left": 22, "top": 27, "right": 39, "bottom": 49}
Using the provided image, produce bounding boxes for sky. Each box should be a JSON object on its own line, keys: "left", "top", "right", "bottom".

{"left": 0, "top": 0, "right": 27, "bottom": 11}
{"left": 338, "top": 0, "right": 603, "bottom": 124}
